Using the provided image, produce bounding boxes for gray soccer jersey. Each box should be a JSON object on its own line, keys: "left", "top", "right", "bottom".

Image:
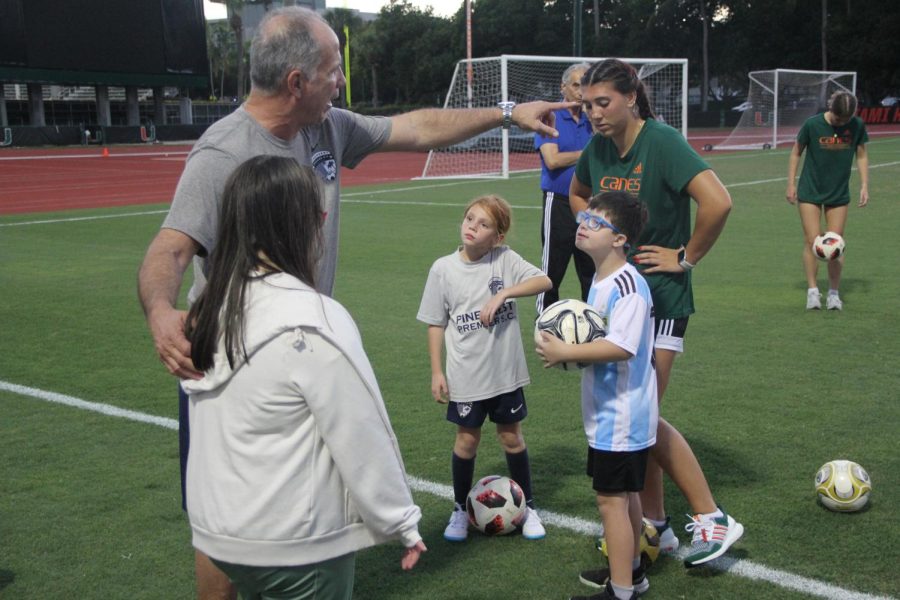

{"left": 417, "top": 246, "right": 544, "bottom": 403}
{"left": 163, "top": 106, "right": 391, "bottom": 303}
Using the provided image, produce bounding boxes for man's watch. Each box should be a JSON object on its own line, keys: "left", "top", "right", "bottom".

{"left": 677, "top": 247, "right": 695, "bottom": 271}
{"left": 498, "top": 101, "right": 516, "bottom": 129}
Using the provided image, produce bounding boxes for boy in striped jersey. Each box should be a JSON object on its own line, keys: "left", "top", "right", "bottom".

{"left": 536, "top": 191, "right": 656, "bottom": 600}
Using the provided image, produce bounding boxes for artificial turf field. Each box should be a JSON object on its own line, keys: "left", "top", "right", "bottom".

{"left": 1, "top": 138, "right": 898, "bottom": 599}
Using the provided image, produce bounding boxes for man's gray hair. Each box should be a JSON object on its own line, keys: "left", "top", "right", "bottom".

{"left": 250, "top": 7, "right": 328, "bottom": 95}
{"left": 561, "top": 62, "right": 591, "bottom": 86}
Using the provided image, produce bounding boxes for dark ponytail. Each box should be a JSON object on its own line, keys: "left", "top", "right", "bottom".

{"left": 828, "top": 91, "right": 857, "bottom": 120}
{"left": 582, "top": 59, "right": 656, "bottom": 120}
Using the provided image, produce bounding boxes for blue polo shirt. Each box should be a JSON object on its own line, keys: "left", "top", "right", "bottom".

{"left": 535, "top": 107, "right": 593, "bottom": 196}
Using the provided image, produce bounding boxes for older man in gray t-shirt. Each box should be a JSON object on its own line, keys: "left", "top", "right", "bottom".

{"left": 165, "top": 105, "right": 388, "bottom": 303}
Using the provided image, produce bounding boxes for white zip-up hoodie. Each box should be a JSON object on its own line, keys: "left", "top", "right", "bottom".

{"left": 181, "top": 273, "right": 422, "bottom": 567}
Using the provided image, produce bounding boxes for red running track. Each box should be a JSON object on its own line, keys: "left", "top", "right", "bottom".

{"left": 0, "top": 145, "right": 430, "bottom": 215}
{"left": 2, "top": 123, "right": 898, "bottom": 215}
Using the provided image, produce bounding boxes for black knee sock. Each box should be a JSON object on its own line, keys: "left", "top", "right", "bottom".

{"left": 452, "top": 453, "right": 476, "bottom": 507}
{"left": 505, "top": 448, "right": 535, "bottom": 508}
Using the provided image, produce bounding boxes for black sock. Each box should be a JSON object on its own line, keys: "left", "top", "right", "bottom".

{"left": 452, "top": 453, "right": 476, "bottom": 507}
{"left": 505, "top": 448, "right": 535, "bottom": 508}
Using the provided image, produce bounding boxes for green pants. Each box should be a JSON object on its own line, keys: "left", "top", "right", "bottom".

{"left": 212, "top": 552, "right": 356, "bottom": 600}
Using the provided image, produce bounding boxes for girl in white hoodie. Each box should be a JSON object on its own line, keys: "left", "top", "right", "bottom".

{"left": 182, "top": 155, "right": 425, "bottom": 599}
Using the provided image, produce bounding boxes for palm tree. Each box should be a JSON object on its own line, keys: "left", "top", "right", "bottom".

{"left": 821, "top": 0, "right": 828, "bottom": 70}
{"left": 224, "top": 0, "right": 246, "bottom": 100}
{"left": 699, "top": 0, "right": 709, "bottom": 111}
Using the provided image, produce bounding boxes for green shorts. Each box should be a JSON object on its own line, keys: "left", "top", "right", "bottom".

{"left": 212, "top": 552, "right": 356, "bottom": 600}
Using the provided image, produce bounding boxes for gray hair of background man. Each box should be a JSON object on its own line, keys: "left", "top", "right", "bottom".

{"left": 250, "top": 6, "right": 329, "bottom": 95}
{"left": 561, "top": 62, "right": 591, "bottom": 86}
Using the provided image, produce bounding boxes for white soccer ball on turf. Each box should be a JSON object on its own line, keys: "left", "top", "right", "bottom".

{"left": 534, "top": 299, "right": 607, "bottom": 371}
{"left": 815, "top": 459, "right": 871, "bottom": 512}
{"left": 465, "top": 475, "right": 527, "bottom": 535}
{"left": 812, "top": 231, "right": 845, "bottom": 261}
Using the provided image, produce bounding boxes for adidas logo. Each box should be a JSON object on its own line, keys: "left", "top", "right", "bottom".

{"left": 633, "top": 163, "right": 643, "bottom": 175}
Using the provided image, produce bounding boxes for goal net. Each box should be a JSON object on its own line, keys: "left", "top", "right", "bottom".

{"left": 714, "top": 69, "right": 856, "bottom": 150}
{"left": 419, "top": 55, "right": 688, "bottom": 179}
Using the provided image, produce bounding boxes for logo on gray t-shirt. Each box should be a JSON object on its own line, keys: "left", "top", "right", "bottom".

{"left": 312, "top": 150, "right": 337, "bottom": 181}
{"left": 488, "top": 276, "right": 504, "bottom": 295}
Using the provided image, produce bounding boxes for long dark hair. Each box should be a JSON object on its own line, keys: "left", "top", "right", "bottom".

{"left": 582, "top": 59, "right": 656, "bottom": 120}
{"left": 185, "top": 155, "right": 323, "bottom": 371}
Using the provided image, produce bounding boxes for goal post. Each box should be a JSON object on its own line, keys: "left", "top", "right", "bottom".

{"left": 418, "top": 55, "right": 688, "bottom": 180}
{"left": 714, "top": 69, "right": 856, "bottom": 151}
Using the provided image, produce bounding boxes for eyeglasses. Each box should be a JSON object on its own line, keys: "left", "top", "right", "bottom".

{"left": 576, "top": 211, "right": 622, "bottom": 234}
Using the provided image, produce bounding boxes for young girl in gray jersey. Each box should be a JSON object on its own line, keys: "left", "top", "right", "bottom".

{"left": 417, "top": 195, "right": 552, "bottom": 542}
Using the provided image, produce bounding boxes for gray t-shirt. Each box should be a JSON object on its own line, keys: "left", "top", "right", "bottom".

{"left": 162, "top": 105, "right": 391, "bottom": 302}
{"left": 417, "top": 246, "right": 544, "bottom": 402}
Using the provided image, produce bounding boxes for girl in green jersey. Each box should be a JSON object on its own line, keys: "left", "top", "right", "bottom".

{"left": 786, "top": 91, "right": 870, "bottom": 311}
{"left": 569, "top": 59, "right": 741, "bottom": 578}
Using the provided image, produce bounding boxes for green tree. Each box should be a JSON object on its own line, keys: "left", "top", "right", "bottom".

{"left": 466, "top": 0, "right": 559, "bottom": 56}
{"left": 206, "top": 20, "right": 236, "bottom": 100}
{"left": 823, "top": 0, "right": 900, "bottom": 103}
{"left": 354, "top": 1, "right": 458, "bottom": 106}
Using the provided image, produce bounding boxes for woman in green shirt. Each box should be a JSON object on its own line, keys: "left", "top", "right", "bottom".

{"left": 569, "top": 59, "right": 741, "bottom": 577}
{"left": 786, "top": 91, "right": 869, "bottom": 311}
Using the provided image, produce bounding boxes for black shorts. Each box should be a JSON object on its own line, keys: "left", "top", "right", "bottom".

{"left": 447, "top": 388, "right": 527, "bottom": 428}
{"left": 586, "top": 446, "right": 651, "bottom": 493}
{"left": 654, "top": 316, "right": 689, "bottom": 353}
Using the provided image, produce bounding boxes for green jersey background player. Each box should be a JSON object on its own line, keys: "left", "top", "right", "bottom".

{"left": 786, "top": 91, "right": 870, "bottom": 311}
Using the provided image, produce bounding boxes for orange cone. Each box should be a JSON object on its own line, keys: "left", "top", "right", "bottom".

{"left": 102, "top": 147, "right": 109, "bottom": 157}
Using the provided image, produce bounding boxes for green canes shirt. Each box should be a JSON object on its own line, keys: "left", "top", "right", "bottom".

{"left": 574, "top": 119, "right": 709, "bottom": 320}
{"left": 797, "top": 114, "right": 868, "bottom": 206}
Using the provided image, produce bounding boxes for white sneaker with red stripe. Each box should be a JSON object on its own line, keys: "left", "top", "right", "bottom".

{"left": 683, "top": 506, "right": 744, "bottom": 568}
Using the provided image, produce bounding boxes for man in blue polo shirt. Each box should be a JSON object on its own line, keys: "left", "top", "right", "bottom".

{"left": 535, "top": 62, "right": 594, "bottom": 313}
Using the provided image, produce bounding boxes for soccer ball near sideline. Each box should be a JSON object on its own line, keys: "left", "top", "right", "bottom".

{"left": 466, "top": 475, "right": 527, "bottom": 535}
{"left": 534, "top": 299, "right": 607, "bottom": 370}
{"left": 815, "top": 460, "right": 871, "bottom": 512}
{"left": 812, "top": 231, "right": 845, "bottom": 261}
{"left": 598, "top": 518, "right": 661, "bottom": 567}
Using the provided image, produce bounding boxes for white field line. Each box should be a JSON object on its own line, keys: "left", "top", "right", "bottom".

{"left": 0, "top": 209, "right": 168, "bottom": 227}
{"left": 0, "top": 150, "right": 190, "bottom": 161}
{"left": 689, "top": 129, "right": 900, "bottom": 142}
{"left": 4, "top": 158, "right": 900, "bottom": 228}
{"left": 2, "top": 134, "right": 895, "bottom": 163}
{"left": 1, "top": 379, "right": 895, "bottom": 600}
{"left": 724, "top": 160, "right": 900, "bottom": 188}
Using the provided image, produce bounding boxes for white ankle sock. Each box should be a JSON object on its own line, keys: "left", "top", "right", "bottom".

{"left": 611, "top": 582, "right": 635, "bottom": 600}
{"left": 701, "top": 508, "right": 724, "bottom": 520}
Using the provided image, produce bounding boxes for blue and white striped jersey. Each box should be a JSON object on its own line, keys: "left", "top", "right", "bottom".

{"left": 581, "top": 263, "right": 658, "bottom": 451}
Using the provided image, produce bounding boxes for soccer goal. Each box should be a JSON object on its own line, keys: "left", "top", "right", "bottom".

{"left": 714, "top": 69, "right": 856, "bottom": 151}
{"left": 418, "top": 55, "right": 688, "bottom": 179}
